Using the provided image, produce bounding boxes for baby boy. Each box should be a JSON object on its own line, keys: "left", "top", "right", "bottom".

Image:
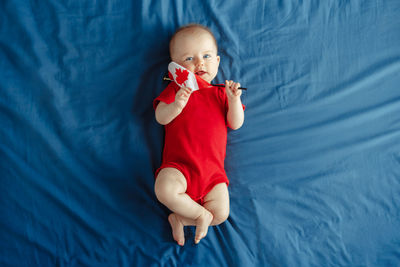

{"left": 153, "top": 24, "right": 244, "bottom": 246}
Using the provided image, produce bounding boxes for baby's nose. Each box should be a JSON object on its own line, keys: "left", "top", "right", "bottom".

{"left": 195, "top": 57, "right": 204, "bottom": 66}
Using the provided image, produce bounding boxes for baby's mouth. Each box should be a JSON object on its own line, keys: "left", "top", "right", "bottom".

{"left": 195, "top": 70, "right": 207, "bottom": 76}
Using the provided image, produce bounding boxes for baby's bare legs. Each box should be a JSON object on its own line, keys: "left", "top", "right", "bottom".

{"left": 167, "top": 183, "right": 230, "bottom": 243}
{"left": 155, "top": 168, "right": 213, "bottom": 245}
{"left": 169, "top": 183, "right": 230, "bottom": 223}
{"left": 203, "top": 183, "right": 230, "bottom": 226}
{"left": 167, "top": 183, "right": 230, "bottom": 245}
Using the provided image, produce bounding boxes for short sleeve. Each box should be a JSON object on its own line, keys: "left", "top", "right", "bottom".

{"left": 153, "top": 82, "right": 179, "bottom": 110}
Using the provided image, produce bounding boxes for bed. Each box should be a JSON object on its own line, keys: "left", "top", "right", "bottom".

{"left": 1, "top": 1, "right": 400, "bottom": 266}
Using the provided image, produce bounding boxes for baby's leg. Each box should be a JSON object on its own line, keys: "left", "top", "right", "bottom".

{"left": 168, "top": 182, "right": 230, "bottom": 245}
{"left": 168, "top": 211, "right": 213, "bottom": 245}
{"left": 167, "top": 213, "right": 185, "bottom": 246}
{"left": 155, "top": 168, "right": 213, "bottom": 245}
{"left": 203, "top": 183, "right": 230, "bottom": 226}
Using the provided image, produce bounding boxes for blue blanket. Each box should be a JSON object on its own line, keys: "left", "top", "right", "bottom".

{"left": 1, "top": 1, "right": 400, "bottom": 266}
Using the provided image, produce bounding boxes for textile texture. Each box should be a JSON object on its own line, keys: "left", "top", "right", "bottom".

{"left": 1, "top": 1, "right": 399, "bottom": 266}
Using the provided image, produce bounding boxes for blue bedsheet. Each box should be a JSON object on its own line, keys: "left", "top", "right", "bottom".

{"left": 1, "top": 1, "right": 400, "bottom": 266}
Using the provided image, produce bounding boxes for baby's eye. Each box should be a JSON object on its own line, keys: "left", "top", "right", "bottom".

{"left": 185, "top": 57, "right": 193, "bottom": 61}
{"left": 203, "top": 54, "right": 211, "bottom": 59}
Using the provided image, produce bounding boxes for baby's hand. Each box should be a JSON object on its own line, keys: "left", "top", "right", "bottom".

{"left": 174, "top": 87, "right": 192, "bottom": 111}
{"left": 225, "top": 80, "right": 242, "bottom": 101}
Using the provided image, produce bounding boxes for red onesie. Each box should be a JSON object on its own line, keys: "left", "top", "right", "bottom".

{"left": 154, "top": 80, "right": 236, "bottom": 204}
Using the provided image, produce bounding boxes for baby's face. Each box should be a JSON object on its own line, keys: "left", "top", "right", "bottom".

{"left": 170, "top": 28, "right": 220, "bottom": 83}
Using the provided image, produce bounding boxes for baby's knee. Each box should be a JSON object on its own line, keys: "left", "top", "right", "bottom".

{"left": 154, "top": 179, "right": 181, "bottom": 206}
{"left": 211, "top": 208, "right": 229, "bottom": 225}
{"left": 155, "top": 183, "right": 172, "bottom": 204}
{"left": 154, "top": 185, "right": 166, "bottom": 203}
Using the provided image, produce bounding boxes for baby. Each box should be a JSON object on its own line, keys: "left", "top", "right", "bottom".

{"left": 153, "top": 24, "right": 244, "bottom": 246}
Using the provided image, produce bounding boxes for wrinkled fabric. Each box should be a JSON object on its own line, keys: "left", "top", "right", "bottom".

{"left": 1, "top": 1, "right": 399, "bottom": 266}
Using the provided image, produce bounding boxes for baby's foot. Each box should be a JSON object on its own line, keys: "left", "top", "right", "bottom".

{"left": 168, "top": 213, "right": 185, "bottom": 246}
{"left": 194, "top": 209, "right": 213, "bottom": 244}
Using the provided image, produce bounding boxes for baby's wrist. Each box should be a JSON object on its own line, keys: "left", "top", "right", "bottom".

{"left": 227, "top": 95, "right": 241, "bottom": 104}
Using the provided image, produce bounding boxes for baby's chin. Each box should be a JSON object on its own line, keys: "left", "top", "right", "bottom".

{"left": 201, "top": 74, "right": 217, "bottom": 84}
{"left": 200, "top": 76, "right": 213, "bottom": 84}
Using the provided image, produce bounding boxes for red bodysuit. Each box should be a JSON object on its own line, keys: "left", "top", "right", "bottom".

{"left": 154, "top": 81, "right": 234, "bottom": 204}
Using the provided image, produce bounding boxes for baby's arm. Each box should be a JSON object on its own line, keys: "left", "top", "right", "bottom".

{"left": 155, "top": 87, "right": 192, "bottom": 125}
{"left": 225, "top": 80, "right": 244, "bottom": 130}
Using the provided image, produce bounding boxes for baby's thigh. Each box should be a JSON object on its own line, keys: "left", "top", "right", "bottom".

{"left": 155, "top": 167, "right": 187, "bottom": 195}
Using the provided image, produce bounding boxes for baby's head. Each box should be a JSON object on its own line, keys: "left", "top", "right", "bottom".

{"left": 169, "top": 24, "right": 220, "bottom": 83}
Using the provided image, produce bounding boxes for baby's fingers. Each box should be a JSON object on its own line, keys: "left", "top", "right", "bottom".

{"left": 225, "top": 80, "right": 241, "bottom": 96}
{"left": 182, "top": 86, "right": 192, "bottom": 94}
{"left": 232, "top": 82, "right": 241, "bottom": 91}
{"left": 231, "top": 87, "right": 241, "bottom": 97}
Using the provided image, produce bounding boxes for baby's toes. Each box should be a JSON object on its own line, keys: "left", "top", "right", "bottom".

{"left": 194, "top": 210, "right": 213, "bottom": 244}
{"left": 168, "top": 214, "right": 185, "bottom": 246}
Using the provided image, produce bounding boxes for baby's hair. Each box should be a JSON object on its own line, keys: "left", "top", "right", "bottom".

{"left": 169, "top": 23, "right": 218, "bottom": 55}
